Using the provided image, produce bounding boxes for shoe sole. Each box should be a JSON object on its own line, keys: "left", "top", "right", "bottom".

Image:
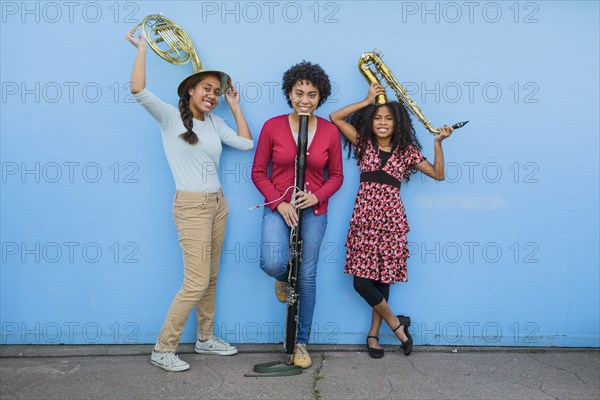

{"left": 294, "top": 362, "right": 312, "bottom": 369}
{"left": 150, "top": 359, "right": 190, "bottom": 372}
{"left": 194, "top": 348, "right": 238, "bottom": 356}
{"left": 367, "top": 348, "right": 385, "bottom": 359}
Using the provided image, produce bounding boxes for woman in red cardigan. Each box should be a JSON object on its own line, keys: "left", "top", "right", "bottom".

{"left": 251, "top": 61, "right": 343, "bottom": 369}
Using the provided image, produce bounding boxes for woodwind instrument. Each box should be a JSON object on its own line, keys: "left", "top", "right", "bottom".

{"left": 359, "top": 49, "right": 468, "bottom": 134}
{"left": 284, "top": 113, "right": 310, "bottom": 365}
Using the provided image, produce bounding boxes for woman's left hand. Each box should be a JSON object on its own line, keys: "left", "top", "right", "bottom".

{"left": 435, "top": 125, "right": 454, "bottom": 142}
{"left": 294, "top": 191, "right": 318, "bottom": 209}
{"left": 224, "top": 84, "right": 240, "bottom": 105}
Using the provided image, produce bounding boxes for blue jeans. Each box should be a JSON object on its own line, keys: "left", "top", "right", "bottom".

{"left": 260, "top": 207, "right": 327, "bottom": 344}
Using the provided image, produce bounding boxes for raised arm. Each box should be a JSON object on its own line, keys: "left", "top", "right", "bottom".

{"left": 329, "top": 82, "right": 386, "bottom": 144}
{"left": 414, "top": 126, "right": 454, "bottom": 181}
{"left": 125, "top": 30, "right": 147, "bottom": 94}
{"left": 224, "top": 84, "right": 252, "bottom": 140}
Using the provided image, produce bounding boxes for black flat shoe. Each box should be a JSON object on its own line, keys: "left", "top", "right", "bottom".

{"left": 401, "top": 336, "right": 413, "bottom": 356}
{"left": 393, "top": 315, "right": 413, "bottom": 356}
{"left": 366, "top": 336, "right": 384, "bottom": 359}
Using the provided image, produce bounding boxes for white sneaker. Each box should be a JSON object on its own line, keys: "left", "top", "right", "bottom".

{"left": 150, "top": 351, "right": 190, "bottom": 372}
{"left": 194, "top": 337, "right": 238, "bottom": 356}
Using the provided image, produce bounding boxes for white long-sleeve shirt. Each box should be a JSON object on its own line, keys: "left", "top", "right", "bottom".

{"left": 133, "top": 89, "right": 254, "bottom": 192}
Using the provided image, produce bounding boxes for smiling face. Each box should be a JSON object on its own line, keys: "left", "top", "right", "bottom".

{"left": 372, "top": 105, "right": 395, "bottom": 143}
{"left": 288, "top": 80, "right": 320, "bottom": 115}
{"left": 188, "top": 73, "right": 221, "bottom": 118}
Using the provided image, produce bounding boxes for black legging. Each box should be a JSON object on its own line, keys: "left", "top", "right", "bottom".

{"left": 353, "top": 276, "right": 390, "bottom": 307}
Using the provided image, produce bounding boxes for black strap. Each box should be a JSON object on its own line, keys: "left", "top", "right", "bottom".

{"left": 244, "top": 361, "right": 303, "bottom": 377}
{"left": 360, "top": 170, "right": 401, "bottom": 188}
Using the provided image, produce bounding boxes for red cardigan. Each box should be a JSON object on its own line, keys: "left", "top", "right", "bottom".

{"left": 251, "top": 114, "right": 343, "bottom": 215}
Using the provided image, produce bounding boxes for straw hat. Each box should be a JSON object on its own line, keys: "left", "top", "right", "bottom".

{"left": 177, "top": 69, "right": 231, "bottom": 97}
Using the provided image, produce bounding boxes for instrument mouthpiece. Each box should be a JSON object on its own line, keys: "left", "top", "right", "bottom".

{"left": 452, "top": 121, "right": 469, "bottom": 129}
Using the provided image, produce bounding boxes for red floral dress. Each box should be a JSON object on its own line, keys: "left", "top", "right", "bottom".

{"left": 344, "top": 141, "right": 425, "bottom": 283}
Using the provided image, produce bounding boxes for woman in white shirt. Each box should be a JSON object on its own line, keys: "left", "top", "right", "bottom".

{"left": 125, "top": 30, "right": 253, "bottom": 372}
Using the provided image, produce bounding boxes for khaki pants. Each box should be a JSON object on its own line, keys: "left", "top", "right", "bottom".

{"left": 155, "top": 189, "right": 228, "bottom": 352}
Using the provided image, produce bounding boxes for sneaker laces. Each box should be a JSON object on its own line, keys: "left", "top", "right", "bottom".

{"left": 296, "top": 345, "right": 307, "bottom": 358}
{"left": 163, "top": 352, "right": 182, "bottom": 367}
{"left": 276, "top": 282, "right": 287, "bottom": 295}
{"left": 211, "top": 337, "right": 230, "bottom": 348}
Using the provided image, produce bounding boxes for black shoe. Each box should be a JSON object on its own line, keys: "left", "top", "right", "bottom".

{"left": 366, "top": 336, "right": 384, "bottom": 359}
{"left": 401, "top": 336, "right": 413, "bottom": 356}
{"left": 393, "top": 315, "right": 413, "bottom": 356}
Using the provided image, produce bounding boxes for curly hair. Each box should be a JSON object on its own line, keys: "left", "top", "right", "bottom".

{"left": 344, "top": 101, "right": 423, "bottom": 179}
{"left": 282, "top": 61, "right": 331, "bottom": 109}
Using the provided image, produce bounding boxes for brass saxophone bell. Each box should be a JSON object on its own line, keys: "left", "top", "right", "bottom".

{"left": 358, "top": 51, "right": 388, "bottom": 105}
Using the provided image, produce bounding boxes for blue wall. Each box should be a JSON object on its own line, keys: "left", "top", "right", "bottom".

{"left": 1, "top": 1, "right": 598, "bottom": 347}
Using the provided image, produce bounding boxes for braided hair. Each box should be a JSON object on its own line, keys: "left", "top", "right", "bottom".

{"left": 178, "top": 73, "right": 221, "bottom": 145}
{"left": 344, "top": 101, "right": 422, "bottom": 179}
{"left": 178, "top": 94, "right": 198, "bottom": 145}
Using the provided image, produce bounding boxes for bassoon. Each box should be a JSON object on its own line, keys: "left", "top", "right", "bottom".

{"left": 284, "top": 113, "right": 310, "bottom": 365}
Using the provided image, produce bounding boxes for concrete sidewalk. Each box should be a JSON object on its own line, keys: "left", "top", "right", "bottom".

{"left": 1, "top": 345, "right": 599, "bottom": 399}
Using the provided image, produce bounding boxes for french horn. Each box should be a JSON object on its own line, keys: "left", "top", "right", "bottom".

{"left": 132, "top": 14, "right": 202, "bottom": 71}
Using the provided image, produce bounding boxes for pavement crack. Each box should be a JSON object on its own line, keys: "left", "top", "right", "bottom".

{"left": 311, "top": 353, "right": 326, "bottom": 400}
{"left": 529, "top": 354, "right": 587, "bottom": 384}
{"left": 407, "top": 358, "right": 427, "bottom": 376}
{"left": 199, "top": 362, "right": 225, "bottom": 399}
{"left": 538, "top": 382, "right": 559, "bottom": 400}
{"left": 375, "top": 378, "right": 394, "bottom": 400}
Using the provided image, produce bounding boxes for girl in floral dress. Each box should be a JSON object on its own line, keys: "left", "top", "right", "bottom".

{"left": 330, "top": 82, "right": 454, "bottom": 358}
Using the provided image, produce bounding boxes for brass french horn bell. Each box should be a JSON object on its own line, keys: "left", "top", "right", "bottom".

{"left": 131, "top": 14, "right": 202, "bottom": 72}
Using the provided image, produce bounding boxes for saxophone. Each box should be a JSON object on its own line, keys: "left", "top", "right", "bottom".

{"left": 359, "top": 50, "right": 468, "bottom": 135}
